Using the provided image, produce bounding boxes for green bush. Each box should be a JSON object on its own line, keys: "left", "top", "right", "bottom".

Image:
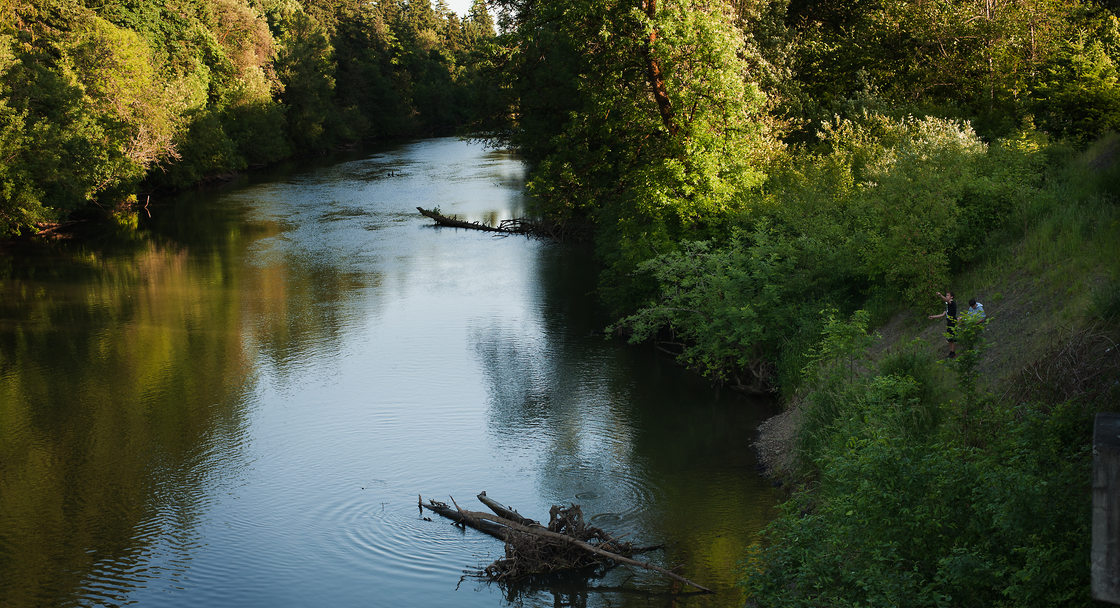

{"left": 615, "top": 112, "right": 1050, "bottom": 387}
{"left": 1091, "top": 275, "right": 1120, "bottom": 321}
{"left": 612, "top": 225, "right": 834, "bottom": 386}
{"left": 745, "top": 311, "right": 1095, "bottom": 608}
{"left": 153, "top": 108, "right": 244, "bottom": 188}
{"left": 746, "top": 395, "right": 1094, "bottom": 608}
{"left": 951, "top": 130, "right": 1049, "bottom": 265}
{"left": 224, "top": 100, "right": 292, "bottom": 167}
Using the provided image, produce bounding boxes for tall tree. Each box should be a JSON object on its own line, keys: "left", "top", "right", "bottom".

{"left": 492, "top": 0, "right": 780, "bottom": 307}
{"left": 271, "top": 5, "right": 339, "bottom": 152}
{"left": 786, "top": 0, "right": 1091, "bottom": 136}
{"left": 464, "top": 0, "right": 495, "bottom": 44}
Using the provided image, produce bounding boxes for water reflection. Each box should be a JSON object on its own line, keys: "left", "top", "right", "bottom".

{"left": 0, "top": 138, "right": 777, "bottom": 608}
{"left": 0, "top": 237, "right": 254, "bottom": 607}
{"left": 473, "top": 247, "right": 780, "bottom": 606}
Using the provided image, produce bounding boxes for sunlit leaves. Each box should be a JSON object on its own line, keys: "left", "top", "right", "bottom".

{"left": 499, "top": 0, "right": 782, "bottom": 309}
{"left": 617, "top": 112, "right": 1046, "bottom": 385}
{"left": 66, "top": 16, "right": 181, "bottom": 171}
{"left": 613, "top": 225, "right": 804, "bottom": 383}
{"left": 0, "top": 34, "right": 45, "bottom": 234}
{"left": 811, "top": 114, "right": 999, "bottom": 304}
{"left": 0, "top": 4, "right": 172, "bottom": 216}
{"left": 0, "top": 0, "right": 500, "bottom": 234}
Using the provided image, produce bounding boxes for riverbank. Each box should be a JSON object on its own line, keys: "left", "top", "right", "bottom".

{"left": 741, "top": 138, "right": 1120, "bottom": 606}
{"left": 754, "top": 272, "right": 1120, "bottom": 483}
{"left": 754, "top": 137, "right": 1120, "bottom": 485}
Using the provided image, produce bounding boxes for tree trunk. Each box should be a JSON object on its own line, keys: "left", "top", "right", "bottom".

{"left": 640, "top": 0, "right": 677, "bottom": 136}
{"left": 462, "top": 507, "right": 713, "bottom": 593}
{"left": 477, "top": 491, "right": 541, "bottom": 526}
{"left": 417, "top": 207, "right": 506, "bottom": 232}
{"left": 420, "top": 496, "right": 511, "bottom": 540}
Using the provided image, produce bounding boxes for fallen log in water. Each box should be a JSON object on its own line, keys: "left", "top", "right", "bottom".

{"left": 475, "top": 492, "right": 648, "bottom": 554}
{"left": 418, "top": 492, "right": 712, "bottom": 594}
{"left": 421, "top": 496, "right": 511, "bottom": 541}
{"left": 416, "top": 207, "right": 566, "bottom": 239}
{"left": 476, "top": 491, "right": 539, "bottom": 527}
{"left": 417, "top": 207, "right": 507, "bottom": 232}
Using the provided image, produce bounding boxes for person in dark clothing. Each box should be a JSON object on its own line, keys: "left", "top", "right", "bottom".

{"left": 928, "top": 291, "right": 957, "bottom": 358}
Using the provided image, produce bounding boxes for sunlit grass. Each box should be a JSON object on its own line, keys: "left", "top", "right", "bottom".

{"left": 931, "top": 134, "right": 1120, "bottom": 391}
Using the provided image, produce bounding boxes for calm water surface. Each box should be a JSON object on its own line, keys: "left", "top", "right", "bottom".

{"left": 0, "top": 138, "right": 779, "bottom": 607}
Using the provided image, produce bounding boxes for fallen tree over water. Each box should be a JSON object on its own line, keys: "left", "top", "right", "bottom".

{"left": 416, "top": 207, "right": 566, "bottom": 239}
{"left": 417, "top": 207, "right": 507, "bottom": 232}
{"left": 419, "top": 491, "right": 711, "bottom": 594}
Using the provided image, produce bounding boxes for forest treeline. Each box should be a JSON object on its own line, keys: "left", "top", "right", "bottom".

{"left": 0, "top": 0, "right": 496, "bottom": 234}
{"left": 479, "top": 1, "right": 1120, "bottom": 606}
{"left": 482, "top": 0, "right": 1120, "bottom": 386}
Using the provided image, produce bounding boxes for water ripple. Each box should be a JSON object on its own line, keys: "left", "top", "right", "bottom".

{"left": 324, "top": 493, "right": 502, "bottom": 585}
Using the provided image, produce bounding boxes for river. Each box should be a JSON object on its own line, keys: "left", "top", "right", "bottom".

{"left": 0, "top": 137, "right": 779, "bottom": 607}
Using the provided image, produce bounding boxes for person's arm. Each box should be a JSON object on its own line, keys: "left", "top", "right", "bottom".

{"left": 930, "top": 291, "right": 950, "bottom": 319}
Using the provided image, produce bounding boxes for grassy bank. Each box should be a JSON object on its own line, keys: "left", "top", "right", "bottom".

{"left": 745, "top": 136, "right": 1120, "bottom": 607}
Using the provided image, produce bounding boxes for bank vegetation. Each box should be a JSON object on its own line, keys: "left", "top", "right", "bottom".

{"left": 482, "top": 0, "right": 1120, "bottom": 605}
{"left": 0, "top": 0, "right": 498, "bottom": 235}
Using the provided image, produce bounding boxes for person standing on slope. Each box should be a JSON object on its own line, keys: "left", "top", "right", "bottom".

{"left": 928, "top": 291, "right": 958, "bottom": 358}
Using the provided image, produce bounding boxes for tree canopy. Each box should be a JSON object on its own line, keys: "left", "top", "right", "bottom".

{"left": 0, "top": 0, "right": 497, "bottom": 234}
{"left": 478, "top": 4, "right": 1117, "bottom": 606}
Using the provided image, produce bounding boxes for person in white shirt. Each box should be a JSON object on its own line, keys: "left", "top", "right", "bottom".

{"left": 966, "top": 299, "right": 985, "bottom": 322}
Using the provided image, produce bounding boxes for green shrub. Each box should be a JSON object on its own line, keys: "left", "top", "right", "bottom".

{"left": 951, "top": 130, "right": 1049, "bottom": 265}
{"left": 746, "top": 398, "right": 1094, "bottom": 608}
{"left": 153, "top": 108, "right": 245, "bottom": 188}
{"left": 224, "top": 100, "right": 292, "bottom": 167}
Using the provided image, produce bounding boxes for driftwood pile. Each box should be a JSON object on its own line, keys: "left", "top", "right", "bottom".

{"left": 419, "top": 491, "right": 711, "bottom": 594}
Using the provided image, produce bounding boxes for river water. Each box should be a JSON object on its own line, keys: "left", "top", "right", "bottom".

{"left": 0, "top": 138, "right": 779, "bottom": 607}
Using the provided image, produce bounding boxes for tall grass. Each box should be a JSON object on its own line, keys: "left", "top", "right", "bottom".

{"left": 952, "top": 134, "right": 1120, "bottom": 332}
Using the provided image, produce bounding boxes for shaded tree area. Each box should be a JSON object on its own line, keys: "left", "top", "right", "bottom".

{"left": 0, "top": 0, "right": 498, "bottom": 235}
{"left": 782, "top": 0, "right": 1120, "bottom": 140}
{"left": 482, "top": 3, "right": 1120, "bottom": 607}
{"left": 484, "top": 0, "right": 1120, "bottom": 385}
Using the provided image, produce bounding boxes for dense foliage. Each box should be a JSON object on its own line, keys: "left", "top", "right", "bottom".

{"left": 741, "top": 314, "right": 1099, "bottom": 607}
{"left": 615, "top": 115, "right": 1047, "bottom": 388}
{"left": 485, "top": 0, "right": 1119, "bottom": 383}
{"left": 0, "top": 0, "right": 496, "bottom": 235}
{"left": 484, "top": 1, "right": 1120, "bottom": 606}
{"left": 487, "top": 0, "right": 783, "bottom": 305}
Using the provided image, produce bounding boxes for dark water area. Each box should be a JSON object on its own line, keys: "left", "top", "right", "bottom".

{"left": 0, "top": 138, "right": 780, "bottom": 607}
